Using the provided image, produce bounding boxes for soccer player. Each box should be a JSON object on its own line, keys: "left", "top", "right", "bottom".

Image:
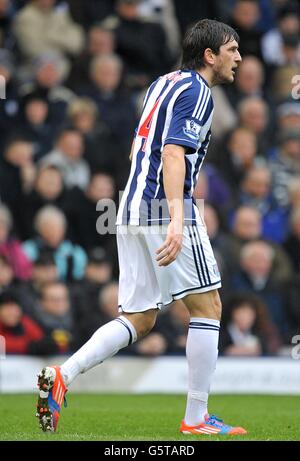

{"left": 36, "top": 19, "right": 247, "bottom": 436}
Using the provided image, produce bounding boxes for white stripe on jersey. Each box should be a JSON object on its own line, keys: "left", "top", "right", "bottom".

{"left": 192, "top": 80, "right": 205, "bottom": 118}
{"left": 195, "top": 85, "right": 210, "bottom": 120}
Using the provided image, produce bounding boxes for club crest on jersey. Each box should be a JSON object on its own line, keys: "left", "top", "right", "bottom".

{"left": 183, "top": 119, "right": 201, "bottom": 140}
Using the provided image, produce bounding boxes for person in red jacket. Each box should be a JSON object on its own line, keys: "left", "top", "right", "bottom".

{"left": 0, "top": 291, "right": 44, "bottom": 354}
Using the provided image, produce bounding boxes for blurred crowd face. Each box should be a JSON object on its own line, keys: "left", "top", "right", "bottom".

{"left": 0, "top": 302, "right": 22, "bottom": 327}
{"left": 279, "top": 14, "right": 300, "bottom": 35}
{"left": 232, "top": 0, "right": 260, "bottom": 29}
{"left": 0, "top": 258, "right": 13, "bottom": 286}
{"left": 281, "top": 138, "right": 300, "bottom": 161}
{"left": 25, "top": 99, "right": 48, "bottom": 126}
{"left": 36, "top": 62, "right": 61, "bottom": 88}
{"left": 5, "top": 141, "right": 34, "bottom": 167}
{"left": 242, "top": 166, "right": 271, "bottom": 199}
{"left": 72, "top": 111, "right": 96, "bottom": 134}
{"left": 41, "top": 283, "right": 70, "bottom": 317}
{"left": 91, "top": 56, "right": 122, "bottom": 93}
{"left": 32, "top": 262, "right": 58, "bottom": 288}
{"left": 85, "top": 261, "right": 112, "bottom": 285}
{"left": 35, "top": 167, "right": 63, "bottom": 200}
{"left": 88, "top": 28, "right": 115, "bottom": 56}
{"left": 236, "top": 57, "right": 264, "bottom": 94}
{"left": 240, "top": 241, "right": 274, "bottom": 278}
{"left": 288, "top": 179, "right": 300, "bottom": 207}
{"left": 233, "top": 207, "right": 261, "bottom": 240}
{"left": 87, "top": 174, "right": 115, "bottom": 202}
{"left": 37, "top": 214, "right": 65, "bottom": 247}
{"left": 58, "top": 131, "right": 84, "bottom": 161}
{"left": 99, "top": 283, "right": 119, "bottom": 318}
{"left": 0, "top": 0, "right": 9, "bottom": 17}
{"left": 34, "top": 0, "right": 55, "bottom": 12}
{"left": 239, "top": 98, "right": 268, "bottom": 134}
{"left": 278, "top": 112, "right": 300, "bottom": 130}
{"left": 231, "top": 304, "right": 257, "bottom": 332}
{"left": 116, "top": 1, "right": 139, "bottom": 20}
{"left": 228, "top": 128, "right": 257, "bottom": 167}
{"left": 204, "top": 204, "right": 219, "bottom": 239}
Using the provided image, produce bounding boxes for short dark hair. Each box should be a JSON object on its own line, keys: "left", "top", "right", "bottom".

{"left": 181, "top": 19, "right": 239, "bottom": 70}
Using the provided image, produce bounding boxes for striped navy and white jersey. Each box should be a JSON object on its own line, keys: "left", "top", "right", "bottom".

{"left": 116, "top": 69, "right": 214, "bottom": 226}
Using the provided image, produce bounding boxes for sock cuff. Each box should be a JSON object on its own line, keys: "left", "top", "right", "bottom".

{"left": 189, "top": 317, "right": 220, "bottom": 331}
{"left": 117, "top": 316, "right": 138, "bottom": 345}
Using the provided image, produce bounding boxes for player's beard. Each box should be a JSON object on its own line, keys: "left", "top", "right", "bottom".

{"left": 212, "top": 61, "right": 234, "bottom": 86}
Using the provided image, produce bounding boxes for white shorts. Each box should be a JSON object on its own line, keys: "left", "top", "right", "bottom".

{"left": 117, "top": 224, "right": 221, "bottom": 313}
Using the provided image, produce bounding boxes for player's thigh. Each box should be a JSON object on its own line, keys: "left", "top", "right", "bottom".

{"left": 182, "top": 289, "right": 222, "bottom": 320}
{"left": 117, "top": 225, "right": 162, "bottom": 313}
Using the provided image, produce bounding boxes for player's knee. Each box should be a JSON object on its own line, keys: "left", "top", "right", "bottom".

{"left": 123, "top": 310, "right": 157, "bottom": 339}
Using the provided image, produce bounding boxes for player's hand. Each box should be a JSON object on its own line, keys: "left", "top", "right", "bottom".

{"left": 156, "top": 220, "right": 183, "bottom": 267}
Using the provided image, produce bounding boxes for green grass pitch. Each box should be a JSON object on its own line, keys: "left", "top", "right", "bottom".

{"left": 1, "top": 394, "right": 300, "bottom": 441}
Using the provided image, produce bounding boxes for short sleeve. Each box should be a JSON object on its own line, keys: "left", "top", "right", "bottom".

{"left": 164, "top": 83, "right": 212, "bottom": 152}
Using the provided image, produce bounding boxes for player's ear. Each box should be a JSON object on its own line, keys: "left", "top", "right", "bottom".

{"left": 204, "top": 48, "right": 215, "bottom": 66}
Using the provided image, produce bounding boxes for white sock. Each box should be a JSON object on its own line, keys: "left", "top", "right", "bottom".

{"left": 184, "top": 317, "right": 220, "bottom": 426}
{"left": 60, "top": 316, "right": 137, "bottom": 386}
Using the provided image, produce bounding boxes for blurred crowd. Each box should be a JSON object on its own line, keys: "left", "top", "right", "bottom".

{"left": 0, "top": 0, "right": 300, "bottom": 358}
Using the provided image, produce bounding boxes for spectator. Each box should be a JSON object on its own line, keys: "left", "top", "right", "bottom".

{"left": 19, "top": 165, "right": 67, "bottom": 239}
{"left": 138, "top": 0, "right": 181, "bottom": 58}
{"left": 269, "top": 129, "right": 300, "bottom": 208}
{"left": 12, "top": 92, "right": 55, "bottom": 161}
{"left": 19, "top": 51, "right": 76, "bottom": 128}
{"left": 219, "top": 293, "right": 282, "bottom": 356}
{"left": 40, "top": 128, "right": 90, "bottom": 190}
{"left": 228, "top": 0, "right": 263, "bottom": 58}
{"left": 79, "top": 53, "right": 137, "bottom": 152}
{"left": 0, "top": 204, "right": 32, "bottom": 280}
{"left": 13, "top": 0, "right": 84, "bottom": 62}
{"left": 276, "top": 101, "right": 300, "bottom": 132}
{"left": 194, "top": 165, "right": 233, "bottom": 217}
{"left": 0, "top": 0, "right": 15, "bottom": 49}
{"left": 229, "top": 240, "right": 289, "bottom": 337}
{"left": 102, "top": 0, "right": 173, "bottom": 90}
{"left": 227, "top": 55, "right": 268, "bottom": 107}
{"left": 64, "top": 172, "right": 117, "bottom": 257}
{"left": 227, "top": 205, "right": 292, "bottom": 284}
{"left": 35, "top": 281, "right": 73, "bottom": 353}
{"left": 283, "top": 207, "right": 300, "bottom": 274}
{"left": 23, "top": 205, "right": 87, "bottom": 281}
{"left": 261, "top": 1, "right": 300, "bottom": 66}
{"left": 0, "top": 139, "right": 36, "bottom": 229}
{"left": 0, "top": 290, "right": 46, "bottom": 354}
{"left": 67, "top": 25, "right": 116, "bottom": 90}
{"left": 156, "top": 300, "right": 189, "bottom": 354}
{"left": 71, "top": 246, "right": 114, "bottom": 345}
{"left": 238, "top": 96, "right": 271, "bottom": 153}
{"left": 0, "top": 49, "right": 19, "bottom": 147}
{"left": 66, "top": 0, "right": 116, "bottom": 30}
{"left": 203, "top": 203, "right": 235, "bottom": 281}
{"left": 67, "top": 97, "right": 128, "bottom": 186}
{"left": 239, "top": 164, "right": 289, "bottom": 242}
{"left": 0, "top": 254, "right": 15, "bottom": 293}
{"left": 213, "top": 126, "right": 259, "bottom": 197}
